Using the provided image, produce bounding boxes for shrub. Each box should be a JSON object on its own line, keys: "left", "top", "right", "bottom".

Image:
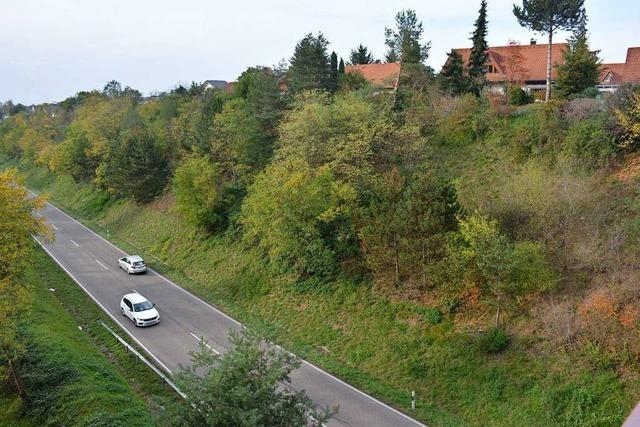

{"left": 417, "top": 307, "right": 443, "bottom": 325}
{"left": 478, "top": 327, "right": 509, "bottom": 354}
{"left": 563, "top": 118, "right": 616, "bottom": 168}
{"left": 568, "top": 86, "right": 600, "bottom": 99}
{"left": 433, "top": 94, "right": 491, "bottom": 146}
{"left": 508, "top": 87, "right": 532, "bottom": 106}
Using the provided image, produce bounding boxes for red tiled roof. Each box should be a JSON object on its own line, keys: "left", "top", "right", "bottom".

{"left": 450, "top": 43, "right": 569, "bottom": 82}
{"left": 600, "top": 47, "right": 640, "bottom": 85}
{"left": 345, "top": 62, "right": 401, "bottom": 88}
{"left": 624, "top": 47, "right": 640, "bottom": 84}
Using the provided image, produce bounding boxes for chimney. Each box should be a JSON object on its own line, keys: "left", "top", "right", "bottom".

{"left": 530, "top": 38, "right": 537, "bottom": 45}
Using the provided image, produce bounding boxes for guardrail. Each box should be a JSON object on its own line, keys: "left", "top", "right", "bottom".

{"left": 98, "top": 320, "right": 187, "bottom": 399}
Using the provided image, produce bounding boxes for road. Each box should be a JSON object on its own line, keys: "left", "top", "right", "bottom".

{"left": 34, "top": 198, "right": 425, "bottom": 427}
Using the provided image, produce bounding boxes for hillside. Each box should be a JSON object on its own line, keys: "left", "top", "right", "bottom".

{"left": 2, "top": 77, "right": 640, "bottom": 425}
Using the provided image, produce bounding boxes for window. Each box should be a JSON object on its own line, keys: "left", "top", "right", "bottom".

{"left": 134, "top": 301, "right": 154, "bottom": 312}
{"left": 124, "top": 298, "right": 132, "bottom": 310}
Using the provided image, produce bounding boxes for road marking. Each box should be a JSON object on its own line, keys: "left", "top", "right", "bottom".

{"left": 32, "top": 194, "right": 425, "bottom": 426}
{"left": 70, "top": 239, "right": 79, "bottom": 247}
{"left": 189, "top": 332, "right": 220, "bottom": 354}
{"left": 95, "top": 259, "right": 109, "bottom": 270}
{"left": 32, "top": 236, "right": 174, "bottom": 375}
{"left": 50, "top": 223, "right": 57, "bottom": 230}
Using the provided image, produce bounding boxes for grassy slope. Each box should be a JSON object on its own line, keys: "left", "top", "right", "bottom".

{"left": 11, "top": 158, "right": 638, "bottom": 426}
{"left": 1, "top": 242, "right": 179, "bottom": 426}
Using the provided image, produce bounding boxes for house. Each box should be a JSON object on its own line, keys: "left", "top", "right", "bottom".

{"left": 447, "top": 41, "right": 569, "bottom": 94}
{"left": 202, "top": 80, "right": 228, "bottom": 90}
{"left": 345, "top": 62, "right": 401, "bottom": 90}
{"left": 598, "top": 47, "right": 640, "bottom": 92}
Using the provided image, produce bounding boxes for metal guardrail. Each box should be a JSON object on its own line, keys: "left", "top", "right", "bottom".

{"left": 98, "top": 320, "right": 187, "bottom": 399}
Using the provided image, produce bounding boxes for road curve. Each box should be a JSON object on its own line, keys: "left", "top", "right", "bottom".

{"left": 34, "top": 198, "right": 425, "bottom": 427}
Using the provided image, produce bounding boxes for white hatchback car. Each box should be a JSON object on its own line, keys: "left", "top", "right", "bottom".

{"left": 118, "top": 255, "right": 147, "bottom": 274}
{"left": 120, "top": 293, "right": 160, "bottom": 327}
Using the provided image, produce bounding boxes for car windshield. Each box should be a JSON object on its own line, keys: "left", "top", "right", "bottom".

{"left": 133, "top": 301, "right": 153, "bottom": 312}
{"left": 132, "top": 261, "right": 144, "bottom": 267}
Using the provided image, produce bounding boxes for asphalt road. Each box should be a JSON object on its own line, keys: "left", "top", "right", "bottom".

{"left": 34, "top": 198, "right": 425, "bottom": 427}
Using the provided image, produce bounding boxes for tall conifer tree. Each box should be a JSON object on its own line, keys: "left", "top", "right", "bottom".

{"left": 468, "top": 0, "right": 489, "bottom": 96}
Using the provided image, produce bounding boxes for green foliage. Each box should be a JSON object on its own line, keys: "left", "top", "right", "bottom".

{"left": 51, "top": 128, "right": 96, "bottom": 181}
{"left": 175, "top": 330, "right": 334, "bottom": 426}
{"left": 513, "top": 0, "right": 585, "bottom": 99}
{"left": 555, "top": 34, "right": 601, "bottom": 99}
{"left": 615, "top": 91, "right": 640, "bottom": 149}
{"left": 96, "top": 127, "right": 169, "bottom": 203}
{"left": 241, "top": 159, "right": 357, "bottom": 279}
{"left": 468, "top": 0, "right": 489, "bottom": 95}
{"left": 508, "top": 87, "right": 533, "bottom": 105}
{"left": 417, "top": 307, "right": 443, "bottom": 325}
{"left": 434, "top": 94, "right": 491, "bottom": 146}
{"left": 478, "top": 327, "right": 509, "bottom": 354}
{"left": 563, "top": 117, "right": 616, "bottom": 168}
{"left": 439, "top": 50, "right": 470, "bottom": 96}
{"left": 338, "top": 71, "right": 369, "bottom": 92}
{"left": 349, "top": 44, "right": 375, "bottom": 65}
{"left": 288, "top": 33, "right": 332, "bottom": 93}
{"left": 384, "top": 9, "right": 430, "bottom": 64}
{"left": 172, "top": 155, "right": 228, "bottom": 231}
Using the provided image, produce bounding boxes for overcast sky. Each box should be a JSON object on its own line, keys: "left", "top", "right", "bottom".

{"left": 1, "top": 0, "right": 638, "bottom": 105}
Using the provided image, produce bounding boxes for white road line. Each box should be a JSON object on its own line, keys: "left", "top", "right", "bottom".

{"left": 50, "top": 223, "right": 58, "bottom": 230}
{"left": 33, "top": 194, "right": 425, "bottom": 426}
{"left": 32, "top": 236, "right": 174, "bottom": 375}
{"left": 189, "top": 332, "right": 220, "bottom": 354}
{"left": 95, "top": 259, "right": 109, "bottom": 270}
{"left": 70, "top": 239, "right": 79, "bottom": 247}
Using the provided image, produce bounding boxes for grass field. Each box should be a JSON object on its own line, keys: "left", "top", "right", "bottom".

{"left": 8, "top": 159, "right": 638, "bottom": 426}
{"left": 0, "top": 243, "right": 180, "bottom": 426}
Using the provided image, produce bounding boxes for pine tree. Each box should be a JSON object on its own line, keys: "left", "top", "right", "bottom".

{"left": 384, "top": 9, "right": 431, "bottom": 64}
{"left": 330, "top": 51, "right": 338, "bottom": 92}
{"left": 288, "top": 33, "right": 332, "bottom": 93}
{"left": 468, "top": 0, "right": 489, "bottom": 96}
{"left": 513, "top": 0, "right": 585, "bottom": 101}
{"left": 349, "top": 44, "right": 374, "bottom": 65}
{"left": 440, "top": 50, "right": 469, "bottom": 96}
{"left": 338, "top": 58, "right": 345, "bottom": 74}
{"left": 555, "top": 13, "right": 600, "bottom": 98}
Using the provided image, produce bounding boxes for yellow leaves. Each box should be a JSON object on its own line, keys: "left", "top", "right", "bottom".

{"left": 615, "top": 92, "right": 640, "bottom": 148}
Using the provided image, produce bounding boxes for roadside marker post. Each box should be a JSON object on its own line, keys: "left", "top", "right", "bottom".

{"left": 411, "top": 391, "right": 416, "bottom": 410}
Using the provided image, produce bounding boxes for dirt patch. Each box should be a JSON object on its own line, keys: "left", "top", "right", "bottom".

{"left": 615, "top": 154, "right": 640, "bottom": 182}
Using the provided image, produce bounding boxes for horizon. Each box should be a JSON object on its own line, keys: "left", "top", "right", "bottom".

{"left": 1, "top": 0, "right": 638, "bottom": 105}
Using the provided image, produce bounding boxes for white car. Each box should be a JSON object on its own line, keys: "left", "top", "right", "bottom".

{"left": 118, "top": 255, "right": 147, "bottom": 274}
{"left": 120, "top": 293, "right": 160, "bottom": 327}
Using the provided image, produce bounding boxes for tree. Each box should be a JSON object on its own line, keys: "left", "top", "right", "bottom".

{"left": 330, "top": 51, "right": 339, "bottom": 92}
{"left": 0, "top": 169, "right": 50, "bottom": 397}
{"left": 349, "top": 44, "right": 374, "bottom": 65}
{"left": 103, "top": 80, "right": 122, "bottom": 97}
{"left": 504, "top": 40, "right": 529, "bottom": 86}
{"left": 468, "top": 0, "right": 489, "bottom": 96}
{"left": 615, "top": 92, "right": 640, "bottom": 149}
{"left": 175, "top": 330, "right": 335, "bottom": 426}
{"left": 288, "top": 33, "right": 332, "bottom": 93}
{"left": 554, "top": 14, "right": 600, "bottom": 98}
{"left": 97, "top": 128, "right": 169, "bottom": 203}
{"left": 456, "top": 213, "right": 555, "bottom": 326}
{"left": 439, "top": 50, "right": 470, "bottom": 96}
{"left": 172, "top": 155, "right": 230, "bottom": 231}
{"left": 338, "top": 58, "right": 345, "bottom": 74}
{"left": 384, "top": 9, "right": 431, "bottom": 64}
{"left": 513, "top": 0, "right": 586, "bottom": 101}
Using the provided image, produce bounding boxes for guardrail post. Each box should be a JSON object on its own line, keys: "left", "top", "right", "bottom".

{"left": 411, "top": 390, "right": 416, "bottom": 410}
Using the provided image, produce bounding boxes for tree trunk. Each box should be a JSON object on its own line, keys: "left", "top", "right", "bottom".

{"left": 546, "top": 31, "right": 553, "bottom": 101}
{"left": 495, "top": 306, "right": 501, "bottom": 328}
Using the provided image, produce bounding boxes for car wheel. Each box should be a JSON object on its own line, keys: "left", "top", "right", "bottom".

{"left": 127, "top": 268, "right": 131, "bottom": 274}
{"left": 121, "top": 307, "right": 125, "bottom": 316}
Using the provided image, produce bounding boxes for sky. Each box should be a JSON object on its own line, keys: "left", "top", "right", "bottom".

{"left": 1, "top": 0, "right": 638, "bottom": 105}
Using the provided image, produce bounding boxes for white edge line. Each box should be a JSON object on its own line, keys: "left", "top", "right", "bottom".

{"left": 33, "top": 236, "right": 174, "bottom": 375}
{"left": 189, "top": 332, "right": 220, "bottom": 354}
{"left": 51, "top": 223, "right": 58, "bottom": 230}
{"left": 36, "top": 194, "right": 425, "bottom": 426}
{"left": 70, "top": 239, "right": 79, "bottom": 247}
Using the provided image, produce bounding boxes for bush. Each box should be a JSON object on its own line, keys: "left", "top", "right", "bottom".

{"left": 479, "top": 327, "right": 509, "bottom": 354}
{"left": 433, "top": 94, "right": 492, "bottom": 146}
{"left": 568, "top": 86, "right": 600, "bottom": 100}
{"left": 417, "top": 307, "right": 443, "bottom": 325}
{"left": 508, "top": 87, "right": 532, "bottom": 106}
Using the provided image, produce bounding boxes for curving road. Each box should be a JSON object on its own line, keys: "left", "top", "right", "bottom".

{"left": 34, "top": 198, "right": 425, "bottom": 427}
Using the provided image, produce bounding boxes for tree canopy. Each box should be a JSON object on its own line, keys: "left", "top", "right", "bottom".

{"left": 384, "top": 9, "right": 431, "bottom": 64}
